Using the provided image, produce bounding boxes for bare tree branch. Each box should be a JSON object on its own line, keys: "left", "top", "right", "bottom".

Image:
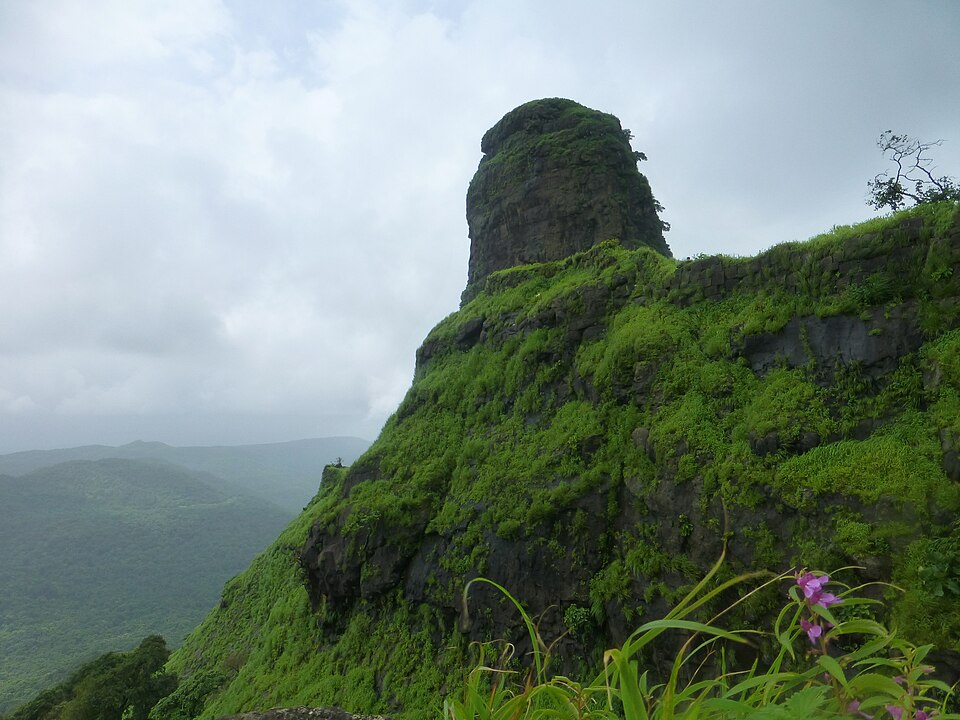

{"left": 867, "top": 131, "right": 959, "bottom": 211}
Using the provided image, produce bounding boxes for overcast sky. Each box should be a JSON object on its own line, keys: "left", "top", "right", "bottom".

{"left": 1, "top": 1, "right": 958, "bottom": 453}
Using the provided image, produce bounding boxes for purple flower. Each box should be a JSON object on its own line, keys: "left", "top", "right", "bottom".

{"left": 799, "top": 618, "right": 823, "bottom": 644}
{"left": 917, "top": 712, "right": 930, "bottom": 720}
{"left": 796, "top": 571, "right": 842, "bottom": 608}
{"left": 848, "top": 700, "right": 874, "bottom": 719}
{"left": 798, "top": 572, "right": 829, "bottom": 599}
{"left": 885, "top": 706, "right": 903, "bottom": 720}
{"left": 818, "top": 591, "right": 842, "bottom": 607}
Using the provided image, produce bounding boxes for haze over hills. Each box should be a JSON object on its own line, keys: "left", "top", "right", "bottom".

{"left": 0, "top": 456, "right": 296, "bottom": 712}
{"left": 0, "top": 436, "right": 371, "bottom": 512}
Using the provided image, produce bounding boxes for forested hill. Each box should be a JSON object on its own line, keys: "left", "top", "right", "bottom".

{"left": 0, "top": 436, "right": 371, "bottom": 512}
{"left": 0, "top": 458, "right": 294, "bottom": 712}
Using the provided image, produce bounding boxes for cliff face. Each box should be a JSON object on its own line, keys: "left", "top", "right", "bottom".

{"left": 464, "top": 98, "right": 670, "bottom": 299}
{"left": 299, "top": 205, "right": 960, "bottom": 645}
{"left": 159, "top": 101, "right": 960, "bottom": 720}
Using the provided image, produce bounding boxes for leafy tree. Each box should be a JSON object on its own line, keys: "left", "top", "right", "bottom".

{"left": 621, "top": 127, "right": 671, "bottom": 231}
{"left": 867, "top": 130, "right": 960, "bottom": 211}
{"left": 12, "top": 637, "right": 176, "bottom": 720}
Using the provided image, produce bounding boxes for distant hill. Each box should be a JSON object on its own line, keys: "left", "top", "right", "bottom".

{"left": 0, "top": 457, "right": 295, "bottom": 713}
{"left": 0, "top": 436, "right": 371, "bottom": 512}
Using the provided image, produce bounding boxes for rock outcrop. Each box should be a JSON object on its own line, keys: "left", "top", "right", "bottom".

{"left": 464, "top": 98, "right": 671, "bottom": 300}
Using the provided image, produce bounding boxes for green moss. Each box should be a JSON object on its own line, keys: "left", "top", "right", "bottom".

{"left": 832, "top": 513, "right": 880, "bottom": 558}
{"left": 924, "top": 328, "right": 960, "bottom": 389}
{"left": 166, "top": 502, "right": 461, "bottom": 720}
{"left": 742, "top": 368, "right": 835, "bottom": 444}
{"left": 775, "top": 412, "right": 959, "bottom": 509}
{"left": 562, "top": 604, "right": 593, "bottom": 637}
{"left": 893, "top": 532, "right": 960, "bottom": 645}
{"left": 588, "top": 560, "right": 631, "bottom": 622}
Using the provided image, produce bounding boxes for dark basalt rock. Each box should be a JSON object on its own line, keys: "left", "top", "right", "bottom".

{"left": 942, "top": 428, "right": 960, "bottom": 483}
{"left": 739, "top": 303, "right": 924, "bottom": 379}
{"left": 463, "top": 98, "right": 670, "bottom": 300}
{"left": 299, "top": 499, "right": 432, "bottom": 611}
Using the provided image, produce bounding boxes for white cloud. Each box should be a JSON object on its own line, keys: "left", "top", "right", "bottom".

{"left": 0, "top": 0, "right": 958, "bottom": 452}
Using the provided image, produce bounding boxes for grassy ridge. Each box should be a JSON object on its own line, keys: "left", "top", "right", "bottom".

{"left": 158, "top": 466, "right": 460, "bottom": 720}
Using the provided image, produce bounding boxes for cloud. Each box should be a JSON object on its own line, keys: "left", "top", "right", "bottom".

{"left": 0, "top": 0, "right": 958, "bottom": 452}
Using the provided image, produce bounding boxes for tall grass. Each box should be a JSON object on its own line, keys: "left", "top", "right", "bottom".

{"left": 446, "top": 548, "right": 958, "bottom": 720}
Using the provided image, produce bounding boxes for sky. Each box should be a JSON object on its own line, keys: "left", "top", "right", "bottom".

{"left": 1, "top": 1, "right": 958, "bottom": 453}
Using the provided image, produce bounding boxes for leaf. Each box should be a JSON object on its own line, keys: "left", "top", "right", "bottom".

{"left": 785, "top": 686, "right": 830, "bottom": 716}
{"left": 829, "top": 619, "right": 887, "bottom": 638}
{"left": 702, "top": 697, "right": 755, "bottom": 716}
{"left": 606, "top": 649, "right": 647, "bottom": 720}
{"left": 632, "top": 618, "right": 751, "bottom": 644}
{"left": 817, "top": 654, "right": 849, "bottom": 690}
{"left": 808, "top": 602, "right": 840, "bottom": 627}
{"left": 847, "top": 673, "right": 905, "bottom": 699}
{"left": 775, "top": 631, "right": 796, "bottom": 661}
{"left": 742, "top": 704, "right": 792, "bottom": 720}
{"left": 921, "top": 679, "right": 954, "bottom": 693}
{"left": 844, "top": 635, "right": 894, "bottom": 663}
{"left": 853, "top": 657, "right": 902, "bottom": 671}
{"left": 724, "top": 672, "right": 807, "bottom": 699}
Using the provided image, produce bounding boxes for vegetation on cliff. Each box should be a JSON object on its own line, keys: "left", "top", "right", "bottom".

{"left": 444, "top": 567, "right": 960, "bottom": 720}
{"left": 8, "top": 635, "right": 175, "bottom": 720}
{"left": 148, "top": 200, "right": 960, "bottom": 720}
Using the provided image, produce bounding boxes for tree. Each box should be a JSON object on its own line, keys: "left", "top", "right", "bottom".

{"left": 867, "top": 130, "right": 960, "bottom": 211}
{"left": 37, "top": 636, "right": 175, "bottom": 720}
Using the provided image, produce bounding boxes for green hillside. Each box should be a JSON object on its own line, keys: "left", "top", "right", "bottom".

{"left": 0, "top": 458, "right": 294, "bottom": 712}
{"left": 0, "top": 437, "right": 371, "bottom": 512}
{"left": 154, "top": 201, "right": 960, "bottom": 720}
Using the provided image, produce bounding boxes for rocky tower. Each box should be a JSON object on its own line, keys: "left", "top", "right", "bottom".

{"left": 464, "top": 98, "right": 671, "bottom": 299}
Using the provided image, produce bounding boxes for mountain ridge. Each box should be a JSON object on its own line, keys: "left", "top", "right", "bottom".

{"left": 0, "top": 436, "right": 371, "bottom": 512}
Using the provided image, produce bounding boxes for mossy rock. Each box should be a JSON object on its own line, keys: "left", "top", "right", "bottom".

{"left": 464, "top": 98, "right": 671, "bottom": 297}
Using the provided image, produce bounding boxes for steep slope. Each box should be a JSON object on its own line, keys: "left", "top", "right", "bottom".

{"left": 161, "top": 201, "right": 960, "bottom": 720}
{"left": 0, "top": 458, "right": 293, "bottom": 712}
{"left": 0, "top": 437, "right": 371, "bottom": 512}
